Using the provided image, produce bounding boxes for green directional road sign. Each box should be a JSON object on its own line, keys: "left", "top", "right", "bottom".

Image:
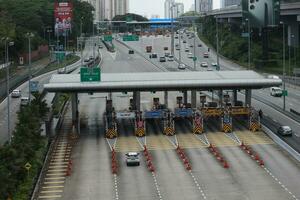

{"left": 193, "top": 57, "right": 197, "bottom": 61}
{"left": 55, "top": 51, "right": 65, "bottom": 61}
{"left": 282, "top": 90, "right": 288, "bottom": 97}
{"left": 123, "top": 35, "right": 139, "bottom": 41}
{"left": 103, "top": 35, "right": 113, "bottom": 42}
{"left": 80, "top": 67, "right": 101, "bottom": 82}
{"left": 241, "top": 32, "right": 250, "bottom": 38}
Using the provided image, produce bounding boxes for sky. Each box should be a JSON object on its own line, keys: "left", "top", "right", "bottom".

{"left": 129, "top": 0, "right": 220, "bottom": 18}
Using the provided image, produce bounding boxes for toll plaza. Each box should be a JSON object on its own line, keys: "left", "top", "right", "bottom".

{"left": 44, "top": 71, "right": 281, "bottom": 138}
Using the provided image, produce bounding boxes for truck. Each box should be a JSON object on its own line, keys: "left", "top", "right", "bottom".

{"left": 146, "top": 46, "right": 152, "bottom": 53}
{"left": 270, "top": 87, "right": 283, "bottom": 97}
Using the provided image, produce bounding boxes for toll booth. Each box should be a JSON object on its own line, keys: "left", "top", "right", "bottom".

{"left": 192, "top": 111, "right": 204, "bottom": 134}
{"left": 144, "top": 98, "right": 166, "bottom": 135}
{"left": 105, "top": 100, "right": 117, "bottom": 138}
{"left": 221, "top": 94, "right": 233, "bottom": 133}
{"left": 135, "top": 111, "right": 145, "bottom": 137}
{"left": 249, "top": 108, "right": 260, "bottom": 132}
{"left": 221, "top": 107, "right": 232, "bottom": 133}
{"left": 174, "top": 96, "right": 193, "bottom": 119}
{"left": 163, "top": 110, "right": 175, "bottom": 136}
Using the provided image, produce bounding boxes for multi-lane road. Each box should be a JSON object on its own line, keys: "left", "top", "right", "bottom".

{"left": 47, "top": 35, "right": 300, "bottom": 200}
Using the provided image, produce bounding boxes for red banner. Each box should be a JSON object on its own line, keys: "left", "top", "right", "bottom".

{"left": 54, "top": 1, "right": 73, "bottom": 36}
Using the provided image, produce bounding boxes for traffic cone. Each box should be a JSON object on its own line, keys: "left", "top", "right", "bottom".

{"left": 255, "top": 154, "right": 260, "bottom": 161}
{"left": 149, "top": 165, "right": 155, "bottom": 172}
{"left": 259, "top": 159, "right": 264, "bottom": 166}
{"left": 183, "top": 158, "right": 189, "bottom": 165}
{"left": 223, "top": 161, "right": 229, "bottom": 168}
{"left": 186, "top": 163, "right": 192, "bottom": 171}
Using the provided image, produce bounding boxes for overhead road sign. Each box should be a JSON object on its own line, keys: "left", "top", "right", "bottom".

{"left": 123, "top": 35, "right": 139, "bottom": 41}
{"left": 103, "top": 35, "right": 113, "bottom": 42}
{"left": 30, "top": 81, "right": 39, "bottom": 92}
{"left": 80, "top": 67, "right": 101, "bottom": 82}
{"left": 144, "top": 110, "right": 164, "bottom": 119}
{"left": 116, "top": 112, "right": 136, "bottom": 119}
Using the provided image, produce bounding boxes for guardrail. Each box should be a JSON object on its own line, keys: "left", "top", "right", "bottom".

{"left": 261, "top": 125, "right": 300, "bottom": 162}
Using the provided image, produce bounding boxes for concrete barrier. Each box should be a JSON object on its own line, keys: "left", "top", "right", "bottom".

{"left": 262, "top": 125, "right": 300, "bottom": 162}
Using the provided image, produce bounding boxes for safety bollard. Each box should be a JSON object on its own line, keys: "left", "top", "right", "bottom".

{"left": 185, "top": 163, "right": 192, "bottom": 171}
{"left": 223, "top": 161, "right": 229, "bottom": 169}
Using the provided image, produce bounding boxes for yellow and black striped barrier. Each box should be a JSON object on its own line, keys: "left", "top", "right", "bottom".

{"left": 193, "top": 126, "right": 203, "bottom": 134}
{"left": 135, "top": 128, "right": 145, "bottom": 137}
{"left": 223, "top": 123, "right": 232, "bottom": 133}
{"left": 106, "top": 129, "right": 117, "bottom": 138}
{"left": 250, "top": 122, "right": 260, "bottom": 132}
{"left": 164, "top": 127, "right": 175, "bottom": 136}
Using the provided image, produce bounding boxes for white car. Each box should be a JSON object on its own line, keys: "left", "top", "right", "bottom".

{"left": 211, "top": 63, "right": 218, "bottom": 67}
{"left": 178, "top": 63, "right": 186, "bottom": 70}
{"left": 11, "top": 90, "right": 21, "bottom": 98}
{"left": 201, "top": 62, "right": 208, "bottom": 67}
{"left": 270, "top": 87, "right": 283, "bottom": 97}
{"left": 126, "top": 152, "right": 140, "bottom": 166}
{"left": 185, "top": 48, "right": 189, "bottom": 52}
{"left": 187, "top": 53, "right": 193, "bottom": 58}
{"left": 20, "top": 97, "right": 30, "bottom": 106}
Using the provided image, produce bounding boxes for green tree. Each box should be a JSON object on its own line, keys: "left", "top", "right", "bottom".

{"left": 112, "top": 13, "right": 148, "bottom": 22}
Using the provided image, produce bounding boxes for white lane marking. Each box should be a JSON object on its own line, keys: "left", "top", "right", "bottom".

{"left": 263, "top": 166, "right": 299, "bottom": 200}
{"left": 114, "top": 174, "right": 119, "bottom": 200}
{"left": 152, "top": 172, "right": 163, "bottom": 200}
{"left": 136, "top": 136, "right": 146, "bottom": 149}
{"left": 189, "top": 171, "right": 207, "bottom": 199}
{"left": 294, "top": 134, "right": 300, "bottom": 137}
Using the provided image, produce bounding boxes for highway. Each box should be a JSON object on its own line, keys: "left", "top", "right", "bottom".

{"left": 55, "top": 37, "right": 300, "bottom": 200}
{"left": 0, "top": 39, "right": 97, "bottom": 145}
{"left": 120, "top": 33, "right": 300, "bottom": 154}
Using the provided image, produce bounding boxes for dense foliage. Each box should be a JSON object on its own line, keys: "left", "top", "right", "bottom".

{"left": 197, "top": 16, "right": 299, "bottom": 74}
{"left": 0, "top": 0, "right": 94, "bottom": 62}
{"left": 112, "top": 13, "right": 148, "bottom": 22}
{"left": 0, "top": 92, "right": 49, "bottom": 199}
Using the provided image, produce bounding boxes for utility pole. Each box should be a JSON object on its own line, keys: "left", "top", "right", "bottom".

{"left": 193, "top": 0, "right": 197, "bottom": 70}
{"left": 216, "top": 17, "right": 220, "bottom": 69}
{"left": 170, "top": 3, "right": 175, "bottom": 56}
{"left": 280, "top": 21, "right": 286, "bottom": 111}
{"left": 27, "top": 33, "right": 34, "bottom": 102}
{"left": 80, "top": 17, "right": 84, "bottom": 67}
{"left": 246, "top": 18, "right": 251, "bottom": 69}
{"left": 179, "top": 28, "right": 182, "bottom": 64}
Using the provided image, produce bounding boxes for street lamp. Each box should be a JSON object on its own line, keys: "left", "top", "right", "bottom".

{"left": 2, "top": 37, "right": 14, "bottom": 143}
{"left": 26, "top": 32, "right": 34, "bottom": 102}
{"left": 215, "top": 16, "right": 220, "bottom": 69}
{"left": 80, "top": 17, "right": 84, "bottom": 67}
{"left": 193, "top": 0, "right": 197, "bottom": 71}
{"left": 280, "top": 21, "right": 286, "bottom": 111}
{"left": 170, "top": 3, "right": 176, "bottom": 56}
{"left": 289, "top": 34, "right": 294, "bottom": 76}
{"left": 245, "top": 18, "right": 251, "bottom": 69}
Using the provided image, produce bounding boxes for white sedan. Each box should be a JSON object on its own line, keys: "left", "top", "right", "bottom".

{"left": 201, "top": 62, "right": 208, "bottom": 67}
{"left": 11, "top": 89, "right": 21, "bottom": 98}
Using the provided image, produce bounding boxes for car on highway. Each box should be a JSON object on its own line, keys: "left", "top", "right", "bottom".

{"left": 203, "top": 52, "right": 209, "bottom": 58}
{"left": 84, "top": 58, "right": 90, "bottom": 63}
{"left": 211, "top": 63, "right": 218, "bottom": 67}
{"left": 189, "top": 44, "right": 193, "bottom": 47}
{"left": 183, "top": 40, "right": 187, "bottom": 43}
{"left": 201, "top": 62, "right": 208, "bottom": 67}
{"left": 270, "top": 87, "right": 283, "bottom": 97}
{"left": 164, "top": 47, "right": 168, "bottom": 50}
{"left": 185, "top": 48, "right": 189, "bottom": 52}
{"left": 128, "top": 49, "right": 134, "bottom": 54}
{"left": 98, "top": 45, "right": 103, "bottom": 49}
{"left": 175, "top": 36, "right": 179, "bottom": 39}
{"left": 149, "top": 53, "right": 158, "bottom": 59}
{"left": 178, "top": 63, "right": 186, "bottom": 70}
{"left": 20, "top": 97, "right": 30, "bottom": 107}
{"left": 198, "top": 44, "right": 202, "bottom": 47}
{"left": 277, "top": 126, "right": 292, "bottom": 136}
{"left": 126, "top": 152, "right": 140, "bottom": 166}
{"left": 187, "top": 53, "right": 193, "bottom": 58}
{"left": 168, "top": 55, "right": 174, "bottom": 61}
{"left": 11, "top": 89, "right": 21, "bottom": 98}
{"left": 176, "top": 47, "right": 180, "bottom": 50}
{"left": 159, "top": 56, "right": 166, "bottom": 62}
{"left": 165, "top": 52, "right": 170, "bottom": 57}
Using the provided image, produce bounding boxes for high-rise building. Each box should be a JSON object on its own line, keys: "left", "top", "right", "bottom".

{"left": 195, "top": 0, "right": 213, "bottom": 13}
{"left": 82, "top": 0, "right": 129, "bottom": 21}
{"left": 164, "top": 0, "right": 175, "bottom": 18}
{"left": 223, "top": 0, "right": 240, "bottom": 8}
{"left": 174, "top": 3, "right": 184, "bottom": 18}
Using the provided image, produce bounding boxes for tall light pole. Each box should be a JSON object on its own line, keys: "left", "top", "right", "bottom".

{"left": 179, "top": 28, "right": 182, "bottom": 64}
{"left": 246, "top": 18, "right": 251, "bottom": 69}
{"left": 26, "top": 32, "right": 34, "bottom": 102}
{"left": 193, "top": 0, "right": 197, "bottom": 70}
{"left": 170, "top": 3, "right": 176, "bottom": 56}
{"left": 280, "top": 21, "right": 286, "bottom": 111}
{"left": 47, "top": 29, "right": 52, "bottom": 62}
{"left": 216, "top": 16, "right": 220, "bottom": 69}
{"left": 289, "top": 34, "right": 294, "bottom": 76}
{"left": 80, "top": 17, "right": 84, "bottom": 67}
{"left": 2, "top": 37, "right": 14, "bottom": 143}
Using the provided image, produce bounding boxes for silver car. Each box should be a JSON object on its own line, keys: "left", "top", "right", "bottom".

{"left": 277, "top": 126, "right": 292, "bottom": 136}
{"left": 126, "top": 152, "right": 140, "bottom": 166}
{"left": 11, "top": 89, "right": 21, "bottom": 98}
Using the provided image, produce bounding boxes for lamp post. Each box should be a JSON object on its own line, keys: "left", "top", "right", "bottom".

{"left": 170, "top": 3, "right": 176, "bottom": 56}
{"left": 193, "top": 0, "right": 197, "bottom": 70}
{"left": 216, "top": 16, "right": 220, "bottom": 69}
{"left": 245, "top": 18, "right": 251, "bottom": 69}
{"left": 47, "top": 29, "right": 52, "bottom": 62}
{"left": 2, "top": 37, "right": 14, "bottom": 143}
{"left": 80, "top": 17, "right": 84, "bottom": 67}
{"left": 289, "top": 34, "right": 294, "bottom": 76}
{"left": 26, "top": 32, "right": 34, "bottom": 102}
{"left": 280, "top": 21, "right": 286, "bottom": 111}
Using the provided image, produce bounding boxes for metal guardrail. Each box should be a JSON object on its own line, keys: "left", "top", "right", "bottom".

{"left": 262, "top": 124, "right": 300, "bottom": 162}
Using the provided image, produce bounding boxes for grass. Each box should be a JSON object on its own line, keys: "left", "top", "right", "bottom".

{"left": 52, "top": 93, "right": 70, "bottom": 117}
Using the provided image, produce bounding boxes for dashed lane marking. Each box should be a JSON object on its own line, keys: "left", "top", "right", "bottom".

{"left": 38, "top": 195, "right": 62, "bottom": 199}
{"left": 44, "top": 181, "right": 65, "bottom": 184}
{"left": 189, "top": 171, "right": 207, "bottom": 199}
{"left": 42, "top": 186, "right": 64, "bottom": 189}
{"left": 40, "top": 190, "right": 63, "bottom": 193}
{"left": 114, "top": 174, "right": 119, "bottom": 200}
{"left": 263, "top": 166, "right": 299, "bottom": 200}
{"left": 152, "top": 172, "right": 163, "bottom": 200}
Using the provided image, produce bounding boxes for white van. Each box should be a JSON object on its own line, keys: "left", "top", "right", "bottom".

{"left": 270, "top": 87, "right": 283, "bottom": 97}
{"left": 20, "top": 97, "right": 30, "bottom": 106}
